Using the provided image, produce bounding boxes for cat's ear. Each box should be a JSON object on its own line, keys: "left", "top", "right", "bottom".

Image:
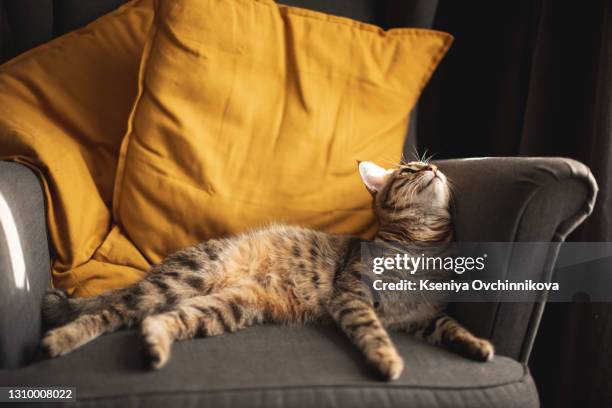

{"left": 358, "top": 161, "right": 392, "bottom": 194}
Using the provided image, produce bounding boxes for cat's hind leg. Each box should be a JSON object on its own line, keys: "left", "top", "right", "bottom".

{"left": 41, "top": 309, "right": 124, "bottom": 358}
{"left": 41, "top": 283, "right": 153, "bottom": 357}
{"left": 141, "top": 286, "right": 262, "bottom": 369}
{"left": 411, "top": 314, "right": 494, "bottom": 362}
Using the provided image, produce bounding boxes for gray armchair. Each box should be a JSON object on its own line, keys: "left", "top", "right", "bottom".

{"left": 0, "top": 1, "right": 599, "bottom": 407}
{"left": 0, "top": 156, "right": 597, "bottom": 407}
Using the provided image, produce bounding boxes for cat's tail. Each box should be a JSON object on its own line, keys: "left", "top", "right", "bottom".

{"left": 41, "top": 289, "right": 77, "bottom": 328}
{"left": 41, "top": 288, "right": 106, "bottom": 329}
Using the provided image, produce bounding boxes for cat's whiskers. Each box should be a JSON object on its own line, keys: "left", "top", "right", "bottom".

{"left": 423, "top": 151, "right": 437, "bottom": 164}
{"left": 421, "top": 149, "right": 428, "bottom": 163}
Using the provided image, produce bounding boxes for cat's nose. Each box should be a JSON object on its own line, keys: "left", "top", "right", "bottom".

{"left": 423, "top": 164, "right": 437, "bottom": 173}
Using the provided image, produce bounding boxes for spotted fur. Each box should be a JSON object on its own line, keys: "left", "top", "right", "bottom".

{"left": 41, "top": 161, "right": 493, "bottom": 380}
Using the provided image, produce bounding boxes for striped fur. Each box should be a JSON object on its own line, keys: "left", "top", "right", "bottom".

{"left": 41, "top": 161, "right": 493, "bottom": 380}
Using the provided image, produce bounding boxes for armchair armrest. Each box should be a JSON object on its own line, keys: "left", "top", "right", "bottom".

{"left": 435, "top": 157, "right": 597, "bottom": 362}
{"left": 0, "top": 161, "right": 51, "bottom": 368}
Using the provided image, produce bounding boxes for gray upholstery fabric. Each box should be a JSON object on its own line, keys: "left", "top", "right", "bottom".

{"left": 436, "top": 157, "right": 598, "bottom": 361}
{"left": 0, "top": 325, "right": 538, "bottom": 408}
{"left": 0, "top": 162, "right": 51, "bottom": 369}
{"left": 0, "top": 157, "right": 596, "bottom": 408}
{"left": 0, "top": 155, "right": 597, "bottom": 408}
{"left": 436, "top": 157, "right": 597, "bottom": 243}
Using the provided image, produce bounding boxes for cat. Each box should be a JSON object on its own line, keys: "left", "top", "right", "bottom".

{"left": 41, "top": 160, "right": 493, "bottom": 381}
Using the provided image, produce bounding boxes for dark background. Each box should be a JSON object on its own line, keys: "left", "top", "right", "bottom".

{"left": 1, "top": 0, "right": 611, "bottom": 406}
{"left": 418, "top": 1, "right": 612, "bottom": 407}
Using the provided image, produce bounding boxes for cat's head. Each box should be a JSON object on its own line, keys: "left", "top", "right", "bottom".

{"left": 358, "top": 161, "right": 452, "bottom": 242}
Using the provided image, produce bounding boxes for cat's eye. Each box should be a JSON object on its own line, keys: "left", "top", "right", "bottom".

{"left": 399, "top": 167, "right": 417, "bottom": 175}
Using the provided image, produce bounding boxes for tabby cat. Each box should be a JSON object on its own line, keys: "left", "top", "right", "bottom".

{"left": 41, "top": 161, "right": 493, "bottom": 380}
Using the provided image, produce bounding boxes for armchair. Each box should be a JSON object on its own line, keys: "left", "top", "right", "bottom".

{"left": 0, "top": 156, "right": 597, "bottom": 407}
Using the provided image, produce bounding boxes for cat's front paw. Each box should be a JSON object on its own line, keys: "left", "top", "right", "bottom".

{"left": 41, "top": 328, "right": 77, "bottom": 358}
{"left": 141, "top": 316, "right": 172, "bottom": 369}
{"left": 470, "top": 338, "right": 495, "bottom": 362}
{"left": 372, "top": 348, "right": 405, "bottom": 381}
{"left": 452, "top": 337, "right": 495, "bottom": 362}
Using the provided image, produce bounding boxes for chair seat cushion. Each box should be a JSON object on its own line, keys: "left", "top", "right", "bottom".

{"left": 2, "top": 324, "right": 538, "bottom": 407}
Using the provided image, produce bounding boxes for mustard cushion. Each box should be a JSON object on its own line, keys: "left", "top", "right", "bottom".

{"left": 0, "top": 0, "right": 154, "bottom": 296}
{"left": 111, "top": 0, "right": 453, "bottom": 267}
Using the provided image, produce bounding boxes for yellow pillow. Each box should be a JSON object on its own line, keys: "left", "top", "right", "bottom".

{"left": 111, "top": 0, "right": 453, "bottom": 265}
{"left": 0, "top": 0, "right": 154, "bottom": 296}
